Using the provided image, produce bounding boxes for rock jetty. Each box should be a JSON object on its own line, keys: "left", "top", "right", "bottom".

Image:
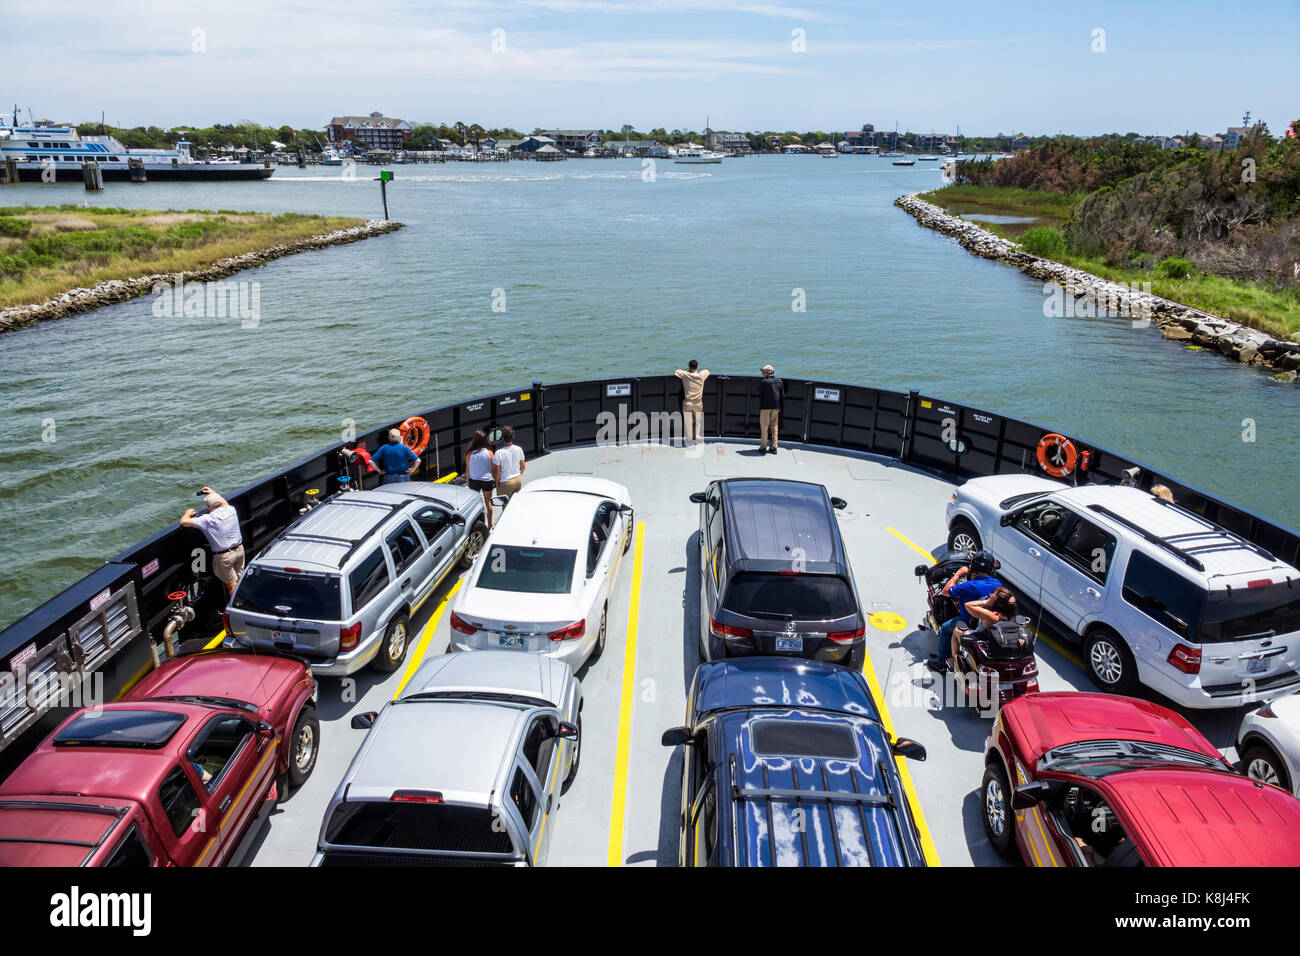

{"left": 894, "top": 194, "right": 1300, "bottom": 383}
{"left": 0, "top": 219, "right": 404, "bottom": 334}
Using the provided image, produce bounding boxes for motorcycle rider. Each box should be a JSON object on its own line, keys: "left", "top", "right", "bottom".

{"left": 944, "top": 586, "right": 1020, "bottom": 671}
{"left": 928, "top": 550, "right": 1001, "bottom": 672}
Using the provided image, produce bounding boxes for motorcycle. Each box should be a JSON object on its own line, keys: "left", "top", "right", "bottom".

{"left": 914, "top": 550, "right": 1039, "bottom": 709}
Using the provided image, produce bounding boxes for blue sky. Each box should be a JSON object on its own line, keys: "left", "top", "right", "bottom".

{"left": 6, "top": 0, "right": 1297, "bottom": 136}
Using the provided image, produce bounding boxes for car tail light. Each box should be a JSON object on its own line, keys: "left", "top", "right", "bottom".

{"left": 1022, "top": 660, "right": 1038, "bottom": 677}
{"left": 449, "top": 611, "right": 476, "bottom": 635}
{"left": 777, "top": 569, "right": 802, "bottom": 576}
{"left": 979, "top": 665, "right": 998, "bottom": 680}
{"left": 221, "top": 611, "right": 230, "bottom": 634}
{"left": 391, "top": 790, "right": 442, "bottom": 803}
{"left": 828, "top": 625, "right": 865, "bottom": 644}
{"left": 548, "top": 620, "right": 586, "bottom": 642}
{"left": 1168, "top": 643, "right": 1201, "bottom": 674}
{"left": 339, "top": 622, "right": 362, "bottom": 652}
{"left": 709, "top": 618, "right": 753, "bottom": 640}
{"left": 284, "top": 567, "right": 302, "bottom": 574}
{"left": 1248, "top": 579, "right": 1273, "bottom": 589}
{"left": 1026, "top": 679, "right": 1040, "bottom": 694}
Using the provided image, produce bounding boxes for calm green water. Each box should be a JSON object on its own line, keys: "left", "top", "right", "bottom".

{"left": 1, "top": 156, "right": 1297, "bottom": 628}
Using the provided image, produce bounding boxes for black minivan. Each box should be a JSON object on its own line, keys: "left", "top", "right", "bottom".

{"left": 691, "top": 478, "right": 866, "bottom": 669}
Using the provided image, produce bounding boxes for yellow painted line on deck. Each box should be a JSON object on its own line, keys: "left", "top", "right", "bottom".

{"left": 204, "top": 630, "right": 227, "bottom": 650}
{"left": 435, "top": 472, "right": 459, "bottom": 484}
{"left": 113, "top": 659, "right": 158, "bottom": 701}
{"left": 857, "top": 640, "right": 942, "bottom": 867}
{"left": 606, "top": 520, "right": 646, "bottom": 868}
{"left": 886, "top": 526, "right": 938, "bottom": 564}
{"left": 885, "top": 527, "right": 1087, "bottom": 671}
{"left": 393, "top": 578, "right": 463, "bottom": 699}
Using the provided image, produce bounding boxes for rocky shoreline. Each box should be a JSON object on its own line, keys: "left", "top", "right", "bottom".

{"left": 894, "top": 194, "right": 1300, "bottom": 382}
{"left": 0, "top": 219, "right": 404, "bottom": 334}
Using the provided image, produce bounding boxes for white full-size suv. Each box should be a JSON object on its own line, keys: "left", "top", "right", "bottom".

{"left": 945, "top": 475, "right": 1300, "bottom": 709}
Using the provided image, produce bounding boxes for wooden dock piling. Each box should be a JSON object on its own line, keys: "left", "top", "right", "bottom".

{"left": 82, "top": 160, "right": 104, "bottom": 190}
{"left": 127, "top": 158, "right": 147, "bottom": 182}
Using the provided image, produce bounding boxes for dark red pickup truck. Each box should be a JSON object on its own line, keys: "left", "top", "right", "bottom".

{"left": 0, "top": 650, "right": 317, "bottom": 866}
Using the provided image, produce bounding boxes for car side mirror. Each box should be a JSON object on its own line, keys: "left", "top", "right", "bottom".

{"left": 556, "top": 721, "right": 579, "bottom": 739}
{"left": 618, "top": 503, "right": 634, "bottom": 514}
{"left": 891, "top": 737, "right": 926, "bottom": 761}
{"left": 1011, "top": 780, "right": 1052, "bottom": 809}
{"left": 999, "top": 511, "right": 1019, "bottom": 527}
{"left": 689, "top": 492, "right": 707, "bottom": 504}
{"left": 451, "top": 514, "right": 467, "bottom": 526}
{"left": 256, "top": 720, "right": 274, "bottom": 739}
{"left": 830, "top": 497, "right": 848, "bottom": 510}
{"left": 661, "top": 726, "right": 693, "bottom": 747}
{"left": 914, "top": 564, "right": 929, "bottom": 578}
{"left": 350, "top": 712, "right": 379, "bottom": 730}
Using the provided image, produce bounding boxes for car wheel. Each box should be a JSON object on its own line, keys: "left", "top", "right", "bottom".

{"left": 287, "top": 705, "right": 319, "bottom": 787}
{"left": 460, "top": 522, "right": 487, "bottom": 570}
{"left": 590, "top": 605, "right": 608, "bottom": 660}
{"left": 981, "top": 763, "right": 1016, "bottom": 857}
{"left": 372, "top": 614, "right": 410, "bottom": 672}
{"left": 1242, "top": 743, "right": 1292, "bottom": 792}
{"left": 1084, "top": 627, "right": 1137, "bottom": 694}
{"left": 947, "top": 519, "right": 982, "bottom": 554}
{"left": 565, "top": 714, "right": 582, "bottom": 785}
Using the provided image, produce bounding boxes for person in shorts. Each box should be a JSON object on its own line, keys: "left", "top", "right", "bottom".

{"left": 181, "top": 487, "right": 244, "bottom": 598}
{"left": 494, "top": 425, "right": 526, "bottom": 505}
{"left": 465, "top": 430, "right": 497, "bottom": 526}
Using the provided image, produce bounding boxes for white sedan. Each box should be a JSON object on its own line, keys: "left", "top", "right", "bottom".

{"left": 449, "top": 476, "right": 634, "bottom": 670}
{"left": 1238, "top": 691, "right": 1300, "bottom": 796}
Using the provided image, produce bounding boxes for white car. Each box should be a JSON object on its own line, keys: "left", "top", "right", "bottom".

{"left": 1238, "top": 692, "right": 1300, "bottom": 795}
{"left": 946, "top": 475, "right": 1300, "bottom": 709}
{"left": 449, "top": 476, "right": 634, "bottom": 670}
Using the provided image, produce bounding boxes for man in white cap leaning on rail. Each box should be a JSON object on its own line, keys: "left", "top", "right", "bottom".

{"left": 180, "top": 487, "right": 245, "bottom": 598}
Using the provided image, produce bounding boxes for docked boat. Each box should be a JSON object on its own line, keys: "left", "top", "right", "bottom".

{"left": 0, "top": 114, "right": 274, "bottom": 181}
{"left": 893, "top": 159, "right": 916, "bottom": 166}
{"left": 917, "top": 156, "right": 939, "bottom": 162}
{"left": 1, "top": 372, "right": 1296, "bottom": 867}
{"left": 320, "top": 145, "right": 345, "bottom": 166}
{"left": 673, "top": 143, "right": 724, "bottom": 164}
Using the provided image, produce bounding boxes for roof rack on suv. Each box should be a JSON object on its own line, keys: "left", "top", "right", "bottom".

{"left": 1086, "top": 504, "right": 1206, "bottom": 572}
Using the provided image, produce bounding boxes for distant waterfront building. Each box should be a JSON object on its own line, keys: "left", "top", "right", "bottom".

{"left": 916, "top": 133, "right": 954, "bottom": 152}
{"left": 537, "top": 129, "right": 601, "bottom": 151}
{"left": 710, "top": 132, "right": 749, "bottom": 151}
{"left": 843, "top": 125, "right": 875, "bottom": 150}
{"left": 1223, "top": 126, "right": 1254, "bottom": 149}
{"left": 516, "top": 135, "right": 558, "bottom": 153}
{"left": 1010, "top": 133, "right": 1032, "bottom": 148}
{"left": 326, "top": 112, "right": 412, "bottom": 148}
{"left": 1202, "top": 134, "right": 1225, "bottom": 151}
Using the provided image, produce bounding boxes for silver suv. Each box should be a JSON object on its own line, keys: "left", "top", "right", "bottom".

{"left": 312, "top": 650, "right": 581, "bottom": 867}
{"left": 947, "top": 476, "right": 1300, "bottom": 709}
{"left": 225, "top": 482, "right": 486, "bottom": 676}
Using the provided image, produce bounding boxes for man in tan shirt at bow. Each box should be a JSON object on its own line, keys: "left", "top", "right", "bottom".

{"left": 675, "top": 360, "right": 709, "bottom": 445}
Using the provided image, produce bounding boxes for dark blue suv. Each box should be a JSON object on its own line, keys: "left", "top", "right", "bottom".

{"left": 661, "top": 657, "right": 928, "bottom": 867}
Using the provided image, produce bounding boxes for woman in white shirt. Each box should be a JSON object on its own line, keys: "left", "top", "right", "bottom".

{"left": 465, "top": 430, "right": 496, "bottom": 526}
{"left": 494, "top": 425, "right": 527, "bottom": 506}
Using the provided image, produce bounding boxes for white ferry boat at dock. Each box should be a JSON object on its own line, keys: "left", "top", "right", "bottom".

{"left": 0, "top": 113, "right": 274, "bottom": 181}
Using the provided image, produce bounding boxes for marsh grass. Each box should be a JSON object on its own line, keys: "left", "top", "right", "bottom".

{"left": 0, "top": 205, "right": 366, "bottom": 309}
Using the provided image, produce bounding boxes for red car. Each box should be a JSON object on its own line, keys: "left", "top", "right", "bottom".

{"left": 982, "top": 691, "right": 1300, "bottom": 866}
{"left": 0, "top": 650, "right": 317, "bottom": 867}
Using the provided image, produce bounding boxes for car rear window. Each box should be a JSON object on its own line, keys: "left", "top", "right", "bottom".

{"left": 233, "top": 566, "right": 341, "bottom": 620}
{"left": 476, "top": 546, "right": 575, "bottom": 594}
{"left": 1120, "top": 551, "right": 1203, "bottom": 640}
{"left": 325, "top": 801, "right": 513, "bottom": 855}
{"left": 1200, "top": 581, "right": 1300, "bottom": 642}
{"left": 722, "top": 573, "right": 858, "bottom": 620}
{"left": 751, "top": 720, "right": 858, "bottom": 759}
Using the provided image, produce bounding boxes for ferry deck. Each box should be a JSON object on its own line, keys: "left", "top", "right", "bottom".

{"left": 237, "top": 438, "right": 1249, "bottom": 867}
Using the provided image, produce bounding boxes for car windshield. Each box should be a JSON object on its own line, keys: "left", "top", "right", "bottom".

{"left": 325, "top": 801, "right": 514, "bottom": 855}
{"left": 1038, "top": 739, "right": 1227, "bottom": 777}
{"left": 1199, "top": 580, "right": 1300, "bottom": 642}
{"left": 475, "top": 546, "right": 575, "bottom": 594}
{"left": 232, "top": 566, "right": 341, "bottom": 620}
{"left": 722, "top": 573, "right": 858, "bottom": 620}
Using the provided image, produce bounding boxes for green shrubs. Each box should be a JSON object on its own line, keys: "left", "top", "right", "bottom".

{"left": 1019, "top": 226, "right": 1069, "bottom": 258}
{"left": 1157, "top": 257, "right": 1194, "bottom": 279}
{"left": 0, "top": 216, "right": 32, "bottom": 238}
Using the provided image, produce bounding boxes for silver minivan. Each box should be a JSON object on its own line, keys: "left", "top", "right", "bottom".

{"left": 225, "top": 482, "right": 486, "bottom": 676}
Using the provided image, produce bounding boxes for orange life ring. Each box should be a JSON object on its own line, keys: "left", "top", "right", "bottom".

{"left": 1036, "top": 433, "right": 1078, "bottom": 478}
{"left": 400, "top": 416, "right": 430, "bottom": 456}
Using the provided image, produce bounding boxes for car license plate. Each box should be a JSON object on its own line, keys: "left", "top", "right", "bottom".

{"left": 498, "top": 635, "right": 524, "bottom": 648}
{"left": 1247, "top": 657, "right": 1268, "bottom": 673}
{"left": 776, "top": 636, "right": 803, "bottom": 652}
